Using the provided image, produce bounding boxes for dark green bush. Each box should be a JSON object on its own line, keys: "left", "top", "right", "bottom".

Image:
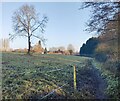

{"left": 103, "top": 60, "right": 119, "bottom": 77}
{"left": 95, "top": 52, "right": 107, "bottom": 62}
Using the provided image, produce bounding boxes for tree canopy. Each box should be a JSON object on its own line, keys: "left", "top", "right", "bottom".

{"left": 80, "top": 37, "right": 99, "bottom": 57}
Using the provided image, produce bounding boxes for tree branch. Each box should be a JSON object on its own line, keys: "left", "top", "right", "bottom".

{"left": 30, "top": 16, "right": 48, "bottom": 35}
{"left": 32, "top": 34, "right": 46, "bottom": 44}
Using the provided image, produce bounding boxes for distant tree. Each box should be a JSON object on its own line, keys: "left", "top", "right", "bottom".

{"left": 80, "top": 43, "right": 86, "bottom": 55}
{"left": 44, "top": 47, "right": 47, "bottom": 54}
{"left": 1, "top": 38, "right": 10, "bottom": 52}
{"left": 9, "top": 4, "right": 48, "bottom": 54}
{"left": 58, "top": 46, "right": 65, "bottom": 51}
{"left": 32, "top": 40, "right": 44, "bottom": 53}
{"left": 49, "top": 47, "right": 58, "bottom": 52}
{"left": 67, "top": 44, "right": 75, "bottom": 55}
{"left": 80, "top": 37, "right": 99, "bottom": 57}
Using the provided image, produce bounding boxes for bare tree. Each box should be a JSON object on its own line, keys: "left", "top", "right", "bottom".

{"left": 58, "top": 46, "right": 65, "bottom": 51}
{"left": 9, "top": 4, "right": 48, "bottom": 54}
{"left": 49, "top": 47, "right": 58, "bottom": 52}
{"left": 67, "top": 44, "right": 75, "bottom": 55}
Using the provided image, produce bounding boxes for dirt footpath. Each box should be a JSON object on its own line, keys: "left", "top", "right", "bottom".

{"left": 76, "top": 60, "right": 108, "bottom": 99}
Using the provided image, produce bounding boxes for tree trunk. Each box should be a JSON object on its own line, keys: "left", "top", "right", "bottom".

{"left": 28, "top": 36, "right": 31, "bottom": 55}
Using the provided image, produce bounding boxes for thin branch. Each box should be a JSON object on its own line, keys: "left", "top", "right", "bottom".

{"left": 31, "top": 22, "right": 43, "bottom": 34}
{"left": 32, "top": 34, "right": 46, "bottom": 43}
{"left": 31, "top": 16, "right": 48, "bottom": 35}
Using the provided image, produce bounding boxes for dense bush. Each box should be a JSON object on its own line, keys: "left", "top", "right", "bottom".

{"left": 103, "top": 60, "right": 119, "bottom": 74}
{"left": 95, "top": 52, "right": 107, "bottom": 62}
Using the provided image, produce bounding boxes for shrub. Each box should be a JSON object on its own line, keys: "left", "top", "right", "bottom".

{"left": 95, "top": 52, "right": 107, "bottom": 62}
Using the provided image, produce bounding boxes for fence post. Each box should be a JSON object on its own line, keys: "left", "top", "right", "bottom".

{"left": 73, "top": 65, "right": 77, "bottom": 91}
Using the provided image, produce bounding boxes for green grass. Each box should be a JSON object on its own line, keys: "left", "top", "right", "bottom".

{"left": 3, "top": 53, "right": 118, "bottom": 99}
{"left": 2, "top": 52, "right": 89, "bottom": 99}
{"left": 92, "top": 59, "right": 119, "bottom": 99}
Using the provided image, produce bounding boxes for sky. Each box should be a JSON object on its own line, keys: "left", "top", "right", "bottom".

{"left": 1, "top": 2, "right": 97, "bottom": 52}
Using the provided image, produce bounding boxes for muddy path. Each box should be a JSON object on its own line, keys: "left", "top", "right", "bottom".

{"left": 76, "top": 60, "right": 108, "bottom": 99}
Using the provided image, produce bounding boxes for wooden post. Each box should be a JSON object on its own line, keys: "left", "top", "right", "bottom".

{"left": 73, "top": 65, "right": 77, "bottom": 91}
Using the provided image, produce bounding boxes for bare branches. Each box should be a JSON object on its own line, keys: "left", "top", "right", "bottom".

{"left": 32, "top": 34, "right": 47, "bottom": 45}
{"left": 9, "top": 32, "right": 28, "bottom": 40}
{"left": 10, "top": 4, "right": 48, "bottom": 39}
{"left": 80, "top": 2, "right": 119, "bottom": 34}
{"left": 30, "top": 16, "right": 48, "bottom": 35}
{"left": 10, "top": 4, "right": 48, "bottom": 54}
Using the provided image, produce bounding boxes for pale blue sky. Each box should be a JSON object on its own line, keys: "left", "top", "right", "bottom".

{"left": 2, "top": 2, "right": 96, "bottom": 52}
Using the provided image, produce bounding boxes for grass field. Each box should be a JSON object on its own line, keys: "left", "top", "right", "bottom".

{"left": 2, "top": 52, "right": 90, "bottom": 99}
{"left": 2, "top": 52, "right": 118, "bottom": 100}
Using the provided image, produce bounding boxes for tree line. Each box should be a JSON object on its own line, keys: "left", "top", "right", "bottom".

{"left": 80, "top": 2, "right": 119, "bottom": 66}
{"left": 80, "top": 2, "right": 119, "bottom": 99}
